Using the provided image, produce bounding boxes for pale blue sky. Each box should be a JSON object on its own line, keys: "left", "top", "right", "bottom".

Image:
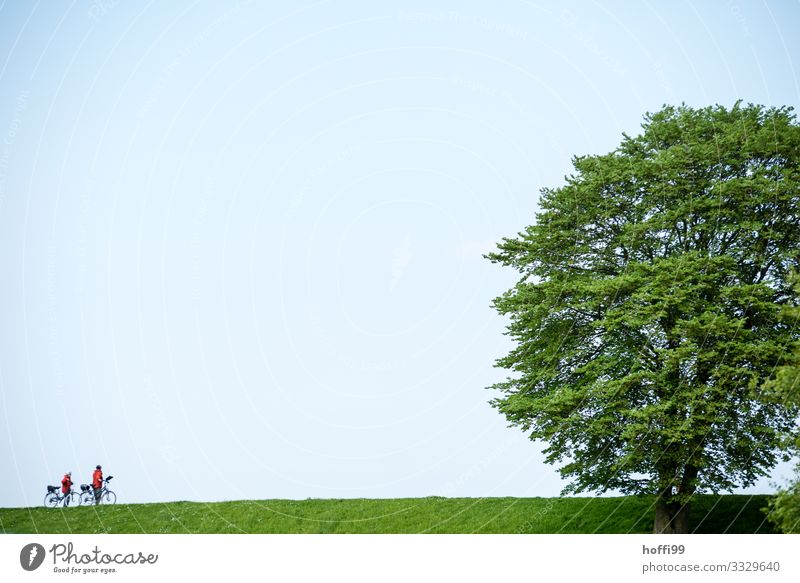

{"left": 1, "top": 1, "right": 799, "bottom": 507}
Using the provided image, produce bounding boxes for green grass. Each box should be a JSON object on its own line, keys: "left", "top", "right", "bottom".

{"left": 0, "top": 495, "right": 775, "bottom": 534}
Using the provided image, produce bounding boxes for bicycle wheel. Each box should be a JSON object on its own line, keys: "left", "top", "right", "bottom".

{"left": 67, "top": 492, "right": 81, "bottom": 507}
{"left": 103, "top": 490, "right": 116, "bottom": 505}
{"left": 44, "top": 493, "right": 59, "bottom": 508}
{"left": 80, "top": 492, "right": 94, "bottom": 506}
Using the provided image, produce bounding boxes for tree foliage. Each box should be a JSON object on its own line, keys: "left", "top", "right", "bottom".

{"left": 765, "top": 276, "right": 800, "bottom": 533}
{"left": 487, "top": 103, "right": 800, "bottom": 532}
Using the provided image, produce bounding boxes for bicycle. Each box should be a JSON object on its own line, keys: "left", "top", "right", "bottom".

{"left": 43, "top": 485, "right": 79, "bottom": 508}
{"left": 79, "top": 476, "right": 116, "bottom": 505}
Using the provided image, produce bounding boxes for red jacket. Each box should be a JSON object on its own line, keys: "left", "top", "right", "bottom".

{"left": 61, "top": 475, "right": 72, "bottom": 494}
{"left": 92, "top": 469, "right": 103, "bottom": 489}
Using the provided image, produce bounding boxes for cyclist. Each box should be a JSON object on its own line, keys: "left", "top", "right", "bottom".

{"left": 92, "top": 465, "right": 103, "bottom": 504}
{"left": 61, "top": 472, "right": 73, "bottom": 497}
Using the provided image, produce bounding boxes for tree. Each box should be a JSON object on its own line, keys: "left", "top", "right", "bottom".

{"left": 765, "top": 276, "right": 800, "bottom": 533}
{"left": 487, "top": 103, "right": 800, "bottom": 534}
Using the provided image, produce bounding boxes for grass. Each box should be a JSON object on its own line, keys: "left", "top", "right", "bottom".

{"left": 0, "top": 495, "right": 776, "bottom": 534}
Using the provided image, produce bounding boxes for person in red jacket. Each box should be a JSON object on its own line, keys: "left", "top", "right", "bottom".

{"left": 61, "top": 472, "right": 72, "bottom": 495}
{"left": 92, "top": 465, "right": 103, "bottom": 504}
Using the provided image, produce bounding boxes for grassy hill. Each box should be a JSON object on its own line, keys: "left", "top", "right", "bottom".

{"left": 0, "top": 495, "right": 776, "bottom": 534}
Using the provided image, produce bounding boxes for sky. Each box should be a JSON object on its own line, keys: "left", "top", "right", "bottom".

{"left": 1, "top": 0, "right": 799, "bottom": 508}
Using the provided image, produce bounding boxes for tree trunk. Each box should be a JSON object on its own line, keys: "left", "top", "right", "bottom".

{"left": 654, "top": 497, "right": 690, "bottom": 534}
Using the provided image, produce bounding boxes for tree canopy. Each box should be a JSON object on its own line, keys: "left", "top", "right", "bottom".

{"left": 765, "top": 275, "right": 800, "bottom": 533}
{"left": 487, "top": 102, "right": 800, "bottom": 533}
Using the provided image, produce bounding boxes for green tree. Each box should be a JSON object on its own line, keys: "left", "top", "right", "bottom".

{"left": 765, "top": 276, "right": 800, "bottom": 533}
{"left": 487, "top": 103, "right": 800, "bottom": 534}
